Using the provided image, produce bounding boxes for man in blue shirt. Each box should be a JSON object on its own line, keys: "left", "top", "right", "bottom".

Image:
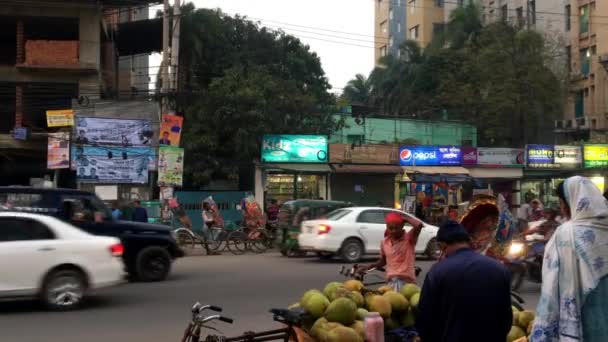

{"left": 417, "top": 220, "right": 512, "bottom": 342}
{"left": 131, "top": 200, "right": 148, "bottom": 223}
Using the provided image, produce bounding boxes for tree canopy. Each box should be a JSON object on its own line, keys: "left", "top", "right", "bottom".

{"left": 343, "top": 3, "right": 566, "bottom": 147}
{"left": 178, "top": 5, "right": 339, "bottom": 186}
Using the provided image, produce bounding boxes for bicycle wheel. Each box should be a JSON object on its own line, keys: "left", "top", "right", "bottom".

{"left": 226, "top": 231, "right": 248, "bottom": 255}
{"left": 250, "top": 230, "right": 268, "bottom": 254}
{"left": 176, "top": 229, "right": 196, "bottom": 251}
{"left": 206, "top": 228, "right": 224, "bottom": 252}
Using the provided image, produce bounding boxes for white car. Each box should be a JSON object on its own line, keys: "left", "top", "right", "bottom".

{"left": 0, "top": 212, "right": 125, "bottom": 310}
{"left": 298, "top": 207, "right": 440, "bottom": 262}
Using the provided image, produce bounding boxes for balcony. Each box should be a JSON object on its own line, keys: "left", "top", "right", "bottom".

{"left": 16, "top": 40, "right": 97, "bottom": 73}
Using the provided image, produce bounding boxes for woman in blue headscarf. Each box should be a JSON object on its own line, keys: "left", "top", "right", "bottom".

{"left": 531, "top": 176, "right": 608, "bottom": 342}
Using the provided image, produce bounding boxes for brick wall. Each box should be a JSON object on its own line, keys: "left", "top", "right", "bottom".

{"left": 24, "top": 40, "right": 79, "bottom": 66}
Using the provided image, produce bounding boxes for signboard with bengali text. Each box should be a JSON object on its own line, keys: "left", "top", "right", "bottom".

{"left": 399, "top": 146, "right": 462, "bottom": 166}
{"left": 584, "top": 145, "right": 608, "bottom": 168}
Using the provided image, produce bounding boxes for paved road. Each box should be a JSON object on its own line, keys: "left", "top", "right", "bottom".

{"left": 0, "top": 252, "right": 540, "bottom": 342}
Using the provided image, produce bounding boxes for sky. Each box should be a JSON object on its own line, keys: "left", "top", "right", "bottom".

{"left": 150, "top": 0, "right": 375, "bottom": 93}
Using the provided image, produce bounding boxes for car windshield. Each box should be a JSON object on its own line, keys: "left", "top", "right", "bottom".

{"left": 324, "top": 209, "right": 351, "bottom": 221}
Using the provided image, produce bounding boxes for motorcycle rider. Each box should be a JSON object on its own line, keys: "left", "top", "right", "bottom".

{"left": 523, "top": 207, "right": 560, "bottom": 243}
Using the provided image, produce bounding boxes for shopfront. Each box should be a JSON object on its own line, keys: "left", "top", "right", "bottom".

{"left": 256, "top": 135, "right": 330, "bottom": 207}
{"left": 329, "top": 144, "right": 402, "bottom": 207}
{"left": 398, "top": 145, "right": 468, "bottom": 223}
{"left": 523, "top": 145, "right": 583, "bottom": 206}
{"left": 583, "top": 144, "right": 608, "bottom": 192}
{"left": 462, "top": 147, "right": 524, "bottom": 208}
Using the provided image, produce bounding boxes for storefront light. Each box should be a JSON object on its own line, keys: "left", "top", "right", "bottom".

{"left": 297, "top": 176, "right": 303, "bottom": 182}
{"left": 590, "top": 176, "right": 605, "bottom": 193}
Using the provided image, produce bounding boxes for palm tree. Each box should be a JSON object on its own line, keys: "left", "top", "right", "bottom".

{"left": 342, "top": 73, "right": 372, "bottom": 104}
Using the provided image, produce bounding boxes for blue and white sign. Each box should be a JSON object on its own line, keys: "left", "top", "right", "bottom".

{"left": 526, "top": 144, "right": 555, "bottom": 168}
{"left": 399, "top": 146, "right": 462, "bottom": 166}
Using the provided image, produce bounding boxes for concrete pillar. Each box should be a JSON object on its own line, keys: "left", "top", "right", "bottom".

{"left": 254, "top": 165, "right": 264, "bottom": 211}
{"left": 79, "top": 8, "right": 101, "bottom": 99}
{"left": 16, "top": 20, "right": 24, "bottom": 64}
{"left": 15, "top": 85, "right": 23, "bottom": 127}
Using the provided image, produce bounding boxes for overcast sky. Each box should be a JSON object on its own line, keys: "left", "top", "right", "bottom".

{"left": 151, "top": 0, "right": 375, "bottom": 93}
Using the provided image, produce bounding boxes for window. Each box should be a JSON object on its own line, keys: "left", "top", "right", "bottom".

{"left": 409, "top": 0, "right": 416, "bottom": 14}
{"left": 435, "top": 0, "right": 443, "bottom": 7}
{"left": 575, "top": 90, "right": 585, "bottom": 118}
{"left": 516, "top": 7, "right": 524, "bottom": 28}
{"left": 389, "top": 9, "right": 394, "bottom": 20}
{"left": 380, "top": 20, "right": 388, "bottom": 34}
{"left": 501, "top": 5, "right": 508, "bottom": 21}
{"left": 397, "top": 23, "right": 401, "bottom": 33}
{"left": 409, "top": 25, "right": 419, "bottom": 40}
{"left": 433, "top": 23, "right": 444, "bottom": 36}
{"left": 357, "top": 210, "right": 387, "bottom": 224}
{"left": 389, "top": 36, "right": 394, "bottom": 47}
{"left": 61, "top": 195, "right": 111, "bottom": 222}
{"left": 565, "top": 5, "right": 571, "bottom": 31}
{"left": 325, "top": 209, "right": 352, "bottom": 221}
{"left": 0, "top": 218, "right": 55, "bottom": 242}
{"left": 380, "top": 45, "right": 388, "bottom": 57}
{"left": 580, "top": 48, "right": 590, "bottom": 76}
{"left": 528, "top": 0, "right": 536, "bottom": 25}
{"left": 580, "top": 5, "right": 589, "bottom": 34}
{"left": 0, "top": 192, "right": 55, "bottom": 212}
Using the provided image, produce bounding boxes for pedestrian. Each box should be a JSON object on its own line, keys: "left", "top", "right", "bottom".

{"left": 111, "top": 205, "right": 122, "bottom": 220}
{"left": 266, "top": 199, "right": 280, "bottom": 223}
{"left": 531, "top": 176, "right": 608, "bottom": 342}
{"left": 417, "top": 220, "right": 512, "bottom": 342}
{"left": 131, "top": 200, "right": 148, "bottom": 223}
{"left": 357, "top": 212, "right": 424, "bottom": 292}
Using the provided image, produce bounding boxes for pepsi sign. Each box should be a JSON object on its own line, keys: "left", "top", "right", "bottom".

{"left": 399, "top": 146, "right": 462, "bottom": 166}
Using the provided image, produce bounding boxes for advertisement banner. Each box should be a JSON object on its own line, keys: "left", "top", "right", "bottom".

{"left": 462, "top": 147, "right": 524, "bottom": 167}
{"left": 46, "top": 109, "right": 75, "bottom": 127}
{"left": 584, "top": 145, "right": 608, "bottom": 168}
{"left": 261, "top": 135, "right": 328, "bottom": 163}
{"left": 526, "top": 144, "right": 555, "bottom": 168}
{"left": 74, "top": 117, "right": 153, "bottom": 146}
{"left": 47, "top": 132, "right": 70, "bottom": 169}
{"left": 159, "top": 114, "right": 183, "bottom": 146}
{"left": 158, "top": 146, "right": 184, "bottom": 187}
{"left": 399, "top": 146, "right": 462, "bottom": 166}
{"left": 555, "top": 145, "right": 582, "bottom": 168}
{"left": 72, "top": 146, "right": 150, "bottom": 183}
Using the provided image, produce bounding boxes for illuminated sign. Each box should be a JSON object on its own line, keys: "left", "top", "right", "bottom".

{"left": 399, "top": 146, "right": 462, "bottom": 166}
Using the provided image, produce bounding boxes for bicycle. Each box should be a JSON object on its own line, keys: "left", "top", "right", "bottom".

{"left": 175, "top": 226, "right": 228, "bottom": 254}
{"left": 225, "top": 226, "right": 272, "bottom": 255}
{"left": 181, "top": 303, "right": 305, "bottom": 342}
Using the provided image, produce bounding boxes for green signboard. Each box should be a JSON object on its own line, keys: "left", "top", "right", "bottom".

{"left": 261, "top": 135, "right": 328, "bottom": 163}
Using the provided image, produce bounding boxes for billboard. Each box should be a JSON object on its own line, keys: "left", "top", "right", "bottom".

{"left": 158, "top": 146, "right": 184, "bottom": 187}
{"left": 261, "top": 135, "right": 328, "bottom": 163}
{"left": 47, "top": 132, "right": 70, "bottom": 169}
{"left": 554, "top": 145, "right": 582, "bottom": 168}
{"left": 462, "top": 147, "right": 524, "bottom": 167}
{"left": 72, "top": 146, "right": 151, "bottom": 183}
{"left": 399, "top": 146, "right": 462, "bottom": 166}
{"left": 584, "top": 145, "right": 608, "bottom": 168}
{"left": 74, "top": 117, "right": 153, "bottom": 146}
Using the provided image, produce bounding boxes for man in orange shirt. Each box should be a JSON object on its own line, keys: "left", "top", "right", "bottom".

{"left": 358, "top": 212, "right": 424, "bottom": 291}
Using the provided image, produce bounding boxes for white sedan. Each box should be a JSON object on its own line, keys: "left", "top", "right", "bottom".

{"left": 298, "top": 207, "right": 440, "bottom": 262}
{"left": 0, "top": 212, "right": 125, "bottom": 310}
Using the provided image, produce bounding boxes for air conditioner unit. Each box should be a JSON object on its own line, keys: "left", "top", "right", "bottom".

{"left": 554, "top": 120, "right": 565, "bottom": 129}
{"left": 577, "top": 117, "right": 590, "bottom": 129}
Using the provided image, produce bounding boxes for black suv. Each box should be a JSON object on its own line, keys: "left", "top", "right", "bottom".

{"left": 0, "top": 187, "right": 183, "bottom": 282}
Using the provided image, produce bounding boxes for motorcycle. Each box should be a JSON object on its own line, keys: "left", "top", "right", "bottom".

{"left": 506, "top": 234, "right": 544, "bottom": 291}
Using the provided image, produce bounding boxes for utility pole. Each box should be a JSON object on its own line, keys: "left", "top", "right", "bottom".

{"left": 160, "top": 0, "right": 171, "bottom": 113}
{"left": 170, "top": 0, "right": 181, "bottom": 95}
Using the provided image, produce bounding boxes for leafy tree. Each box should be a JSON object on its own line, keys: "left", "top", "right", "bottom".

{"left": 342, "top": 74, "right": 372, "bottom": 104}
{"left": 178, "top": 6, "right": 338, "bottom": 186}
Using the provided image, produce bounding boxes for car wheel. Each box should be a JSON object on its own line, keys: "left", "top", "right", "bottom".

{"left": 340, "top": 238, "right": 363, "bottom": 263}
{"left": 317, "top": 252, "right": 334, "bottom": 260}
{"left": 136, "top": 246, "right": 172, "bottom": 282}
{"left": 42, "top": 269, "right": 86, "bottom": 311}
{"left": 425, "top": 238, "right": 442, "bottom": 260}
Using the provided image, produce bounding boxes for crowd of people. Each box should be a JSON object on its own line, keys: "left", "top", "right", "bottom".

{"left": 358, "top": 175, "right": 608, "bottom": 342}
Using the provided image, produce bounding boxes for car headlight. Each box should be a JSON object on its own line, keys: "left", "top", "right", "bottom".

{"left": 508, "top": 242, "right": 524, "bottom": 256}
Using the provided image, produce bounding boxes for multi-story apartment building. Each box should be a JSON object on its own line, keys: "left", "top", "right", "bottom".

{"left": 558, "top": 0, "right": 608, "bottom": 142}
{"left": 374, "top": 0, "right": 470, "bottom": 63}
{"left": 0, "top": 0, "right": 159, "bottom": 185}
